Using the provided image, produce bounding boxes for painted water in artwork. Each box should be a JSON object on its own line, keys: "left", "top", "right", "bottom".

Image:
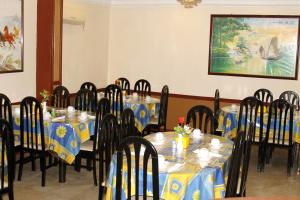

{"left": 210, "top": 16, "right": 299, "bottom": 79}
{"left": 0, "top": 0, "right": 22, "bottom": 72}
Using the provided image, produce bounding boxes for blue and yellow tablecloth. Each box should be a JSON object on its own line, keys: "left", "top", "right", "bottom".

{"left": 124, "top": 96, "right": 160, "bottom": 132}
{"left": 218, "top": 105, "right": 300, "bottom": 143}
{"left": 106, "top": 132, "right": 233, "bottom": 200}
{"left": 12, "top": 111, "right": 95, "bottom": 164}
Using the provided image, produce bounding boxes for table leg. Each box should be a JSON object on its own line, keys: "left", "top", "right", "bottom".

{"left": 59, "top": 159, "right": 66, "bottom": 183}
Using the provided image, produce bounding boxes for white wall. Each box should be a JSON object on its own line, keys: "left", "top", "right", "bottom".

{"left": 108, "top": 5, "right": 300, "bottom": 99}
{"left": 62, "top": 1, "right": 110, "bottom": 93}
{"left": 0, "top": 0, "right": 37, "bottom": 102}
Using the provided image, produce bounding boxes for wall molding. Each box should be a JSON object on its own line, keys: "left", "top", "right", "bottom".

{"left": 110, "top": 0, "right": 300, "bottom": 6}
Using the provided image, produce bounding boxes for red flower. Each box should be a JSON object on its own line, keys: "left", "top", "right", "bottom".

{"left": 178, "top": 117, "right": 185, "bottom": 124}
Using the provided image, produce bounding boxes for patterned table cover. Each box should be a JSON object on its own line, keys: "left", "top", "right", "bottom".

{"left": 106, "top": 132, "right": 233, "bottom": 200}
{"left": 124, "top": 96, "right": 160, "bottom": 132}
{"left": 12, "top": 109, "right": 95, "bottom": 164}
{"left": 218, "top": 105, "right": 300, "bottom": 143}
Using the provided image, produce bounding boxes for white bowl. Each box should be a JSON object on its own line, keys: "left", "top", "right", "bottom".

{"left": 211, "top": 138, "right": 221, "bottom": 149}
{"left": 67, "top": 106, "right": 75, "bottom": 113}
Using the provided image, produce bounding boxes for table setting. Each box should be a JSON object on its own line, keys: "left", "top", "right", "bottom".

{"left": 106, "top": 130, "right": 233, "bottom": 200}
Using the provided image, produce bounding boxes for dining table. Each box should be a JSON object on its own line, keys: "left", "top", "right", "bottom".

{"left": 106, "top": 132, "right": 233, "bottom": 200}
{"left": 12, "top": 106, "right": 96, "bottom": 182}
{"left": 218, "top": 104, "right": 300, "bottom": 143}
{"left": 123, "top": 95, "right": 160, "bottom": 132}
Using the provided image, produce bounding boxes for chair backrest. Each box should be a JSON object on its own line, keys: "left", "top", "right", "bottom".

{"left": 104, "top": 84, "right": 123, "bottom": 120}
{"left": 74, "top": 89, "right": 96, "bottom": 112}
{"left": 20, "top": 97, "right": 45, "bottom": 151}
{"left": 213, "top": 89, "right": 220, "bottom": 129}
{"left": 238, "top": 122, "right": 254, "bottom": 197}
{"left": 51, "top": 85, "right": 70, "bottom": 108}
{"left": 186, "top": 105, "right": 215, "bottom": 134}
{"left": 0, "top": 119, "right": 14, "bottom": 200}
{"left": 266, "top": 98, "right": 293, "bottom": 146}
{"left": 254, "top": 88, "right": 273, "bottom": 106}
{"left": 134, "top": 79, "right": 151, "bottom": 97}
{"left": 226, "top": 122, "right": 254, "bottom": 197}
{"left": 237, "top": 96, "right": 264, "bottom": 142}
{"left": 158, "top": 85, "right": 169, "bottom": 131}
{"left": 0, "top": 93, "right": 13, "bottom": 128}
{"left": 121, "top": 108, "right": 136, "bottom": 138}
{"left": 116, "top": 136, "right": 159, "bottom": 200}
{"left": 93, "top": 98, "right": 110, "bottom": 151}
{"left": 98, "top": 114, "right": 119, "bottom": 187}
{"left": 279, "top": 90, "right": 300, "bottom": 111}
{"left": 80, "top": 82, "right": 98, "bottom": 104}
{"left": 117, "top": 77, "right": 130, "bottom": 95}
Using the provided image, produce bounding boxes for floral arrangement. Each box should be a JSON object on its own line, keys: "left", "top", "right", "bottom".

{"left": 174, "top": 117, "right": 191, "bottom": 137}
{"left": 40, "top": 89, "right": 50, "bottom": 102}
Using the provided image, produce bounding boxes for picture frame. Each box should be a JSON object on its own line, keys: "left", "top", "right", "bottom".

{"left": 208, "top": 15, "right": 300, "bottom": 80}
{"left": 0, "top": 0, "right": 24, "bottom": 73}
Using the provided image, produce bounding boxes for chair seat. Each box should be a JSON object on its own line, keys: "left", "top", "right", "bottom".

{"left": 80, "top": 140, "right": 94, "bottom": 152}
{"left": 149, "top": 117, "right": 158, "bottom": 125}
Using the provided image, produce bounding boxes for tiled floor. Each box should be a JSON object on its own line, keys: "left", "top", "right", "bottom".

{"left": 4, "top": 146, "right": 300, "bottom": 199}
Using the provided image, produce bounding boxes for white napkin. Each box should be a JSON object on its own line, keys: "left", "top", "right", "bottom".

{"left": 88, "top": 115, "right": 96, "bottom": 120}
{"left": 52, "top": 116, "right": 66, "bottom": 122}
{"left": 167, "top": 163, "right": 185, "bottom": 173}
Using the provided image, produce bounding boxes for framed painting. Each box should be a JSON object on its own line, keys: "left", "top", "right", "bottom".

{"left": 0, "top": 0, "right": 23, "bottom": 73}
{"left": 208, "top": 15, "right": 300, "bottom": 80}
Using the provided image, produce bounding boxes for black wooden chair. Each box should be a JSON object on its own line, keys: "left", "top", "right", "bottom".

{"left": 265, "top": 99, "right": 295, "bottom": 175}
{"left": 104, "top": 84, "right": 123, "bottom": 121}
{"left": 98, "top": 114, "right": 120, "bottom": 200}
{"left": 226, "top": 122, "right": 254, "bottom": 197}
{"left": 121, "top": 108, "right": 136, "bottom": 138}
{"left": 117, "top": 77, "right": 130, "bottom": 95}
{"left": 0, "top": 94, "right": 15, "bottom": 181}
{"left": 254, "top": 88, "right": 273, "bottom": 106}
{"left": 74, "top": 89, "right": 96, "bottom": 112}
{"left": 51, "top": 85, "right": 70, "bottom": 108}
{"left": 186, "top": 105, "right": 215, "bottom": 134}
{"left": 134, "top": 79, "right": 151, "bottom": 97}
{"left": 17, "top": 97, "right": 49, "bottom": 186}
{"left": 279, "top": 90, "right": 300, "bottom": 111}
{"left": 116, "top": 136, "right": 159, "bottom": 200}
{"left": 81, "top": 82, "right": 98, "bottom": 105}
{"left": 75, "top": 98, "right": 110, "bottom": 186}
{"left": 237, "top": 96, "right": 265, "bottom": 171}
{"left": 213, "top": 89, "right": 223, "bottom": 136}
{"left": 142, "top": 85, "right": 169, "bottom": 136}
{"left": 0, "top": 119, "right": 14, "bottom": 200}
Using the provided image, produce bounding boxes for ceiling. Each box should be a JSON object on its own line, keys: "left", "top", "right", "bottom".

{"left": 65, "top": 0, "right": 300, "bottom": 6}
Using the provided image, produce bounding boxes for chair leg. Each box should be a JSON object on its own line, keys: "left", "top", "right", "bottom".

{"left": 17, "top": 150, "right": 24, "bottom": 181}
{"left": 31, "top": 152, "right": 36, "bottom": 171}
{"left": 93, "top": 157, "right": 97, "bottom": 186}
{"left": 74, "top": 156, "right": 81, "bottom": 172}
{"left": 40, "top": 154, "right": 46, "bottom": 187}
{"left": 99, "top": 185, "right": 104, "bottom": 200}
{"left": 87, "top": 159, "right": 92, "bottom": 171}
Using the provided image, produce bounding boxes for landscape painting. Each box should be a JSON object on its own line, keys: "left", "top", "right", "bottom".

{"left": 208, "top": 15, "right": 300, "bottom": 79}
{"left": 0, "top": 0, "right": 23, "bottom": 73}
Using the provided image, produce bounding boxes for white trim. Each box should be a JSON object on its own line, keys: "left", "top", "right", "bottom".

{"left": 110, "top": 0, "right": 300, "bottom": 6}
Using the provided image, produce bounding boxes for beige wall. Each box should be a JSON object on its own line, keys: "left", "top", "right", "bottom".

{"left": 62, "top": 1, "right": 110, "bottom": 93}
{"left": 108, "top": 5, "right": 300, "bottom": 99}
{"left": 0, "top": 0, "right": 37, "bottom": 102}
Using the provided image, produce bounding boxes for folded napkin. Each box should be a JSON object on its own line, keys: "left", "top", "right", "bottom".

{"left": 52, "top": 116, "right": 66, "bottom": 122}
{"left": 167, "top": 163, "right": 185, "bottom": 173}
{"left": 88, "top": 115, "right": 96, "bottom": 120}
